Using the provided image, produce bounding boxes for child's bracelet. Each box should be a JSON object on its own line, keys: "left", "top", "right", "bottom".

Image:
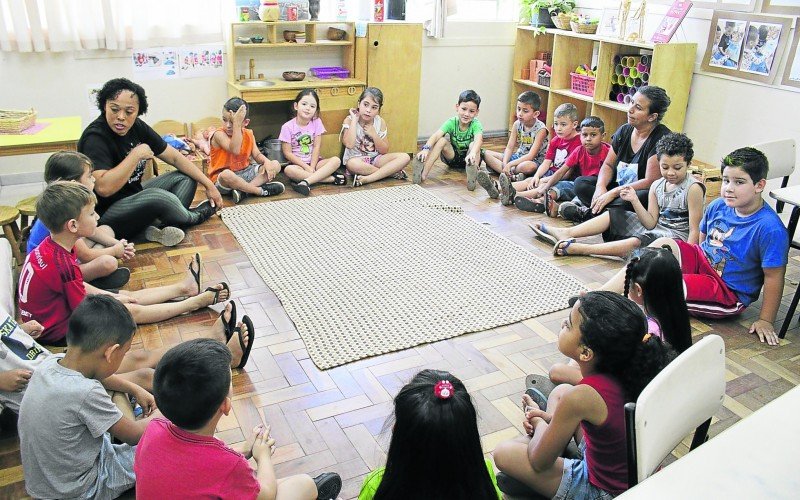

{"left": 422, "top": 145, "right": 430, "bottom": 150}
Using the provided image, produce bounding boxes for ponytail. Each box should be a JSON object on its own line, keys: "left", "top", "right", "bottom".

{"left": 623, "top": 334, "right": 676, "bottom": 399}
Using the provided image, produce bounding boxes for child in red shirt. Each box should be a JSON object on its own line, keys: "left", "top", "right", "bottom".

{"left": 135, "top": 339, "right": 342, "bottom": 500}
{"left": 512, "top": 116, "right": 610, "bottom": 216}
{"left": 17, "top": 183, "right": 249, "bottom": 362}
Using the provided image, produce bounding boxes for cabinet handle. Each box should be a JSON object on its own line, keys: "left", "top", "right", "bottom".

{"left": 348, "top": 86, "right": 356, "bottom": 95}
{"left": 331, "top": 87, "right": 340, "bottom": 96}
{"left": 373, "top": 40, "right": 379, "bottom": 47}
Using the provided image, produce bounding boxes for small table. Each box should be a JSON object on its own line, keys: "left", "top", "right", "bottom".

{"left": 0, "top": 116, "right": 82, "bottom": 157}
{"left": 769, "top": 185, "right": 800, "bottom": 338}
{"left": 619, "top": 386, "right": 800, "bottom": 498}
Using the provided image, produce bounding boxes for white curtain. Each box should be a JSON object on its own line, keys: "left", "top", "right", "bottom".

{"left": 423, "top": 0, "right": 456, "bottom": 39}
{"left": 0, "top": 0, "right": 224, "bottom": 53}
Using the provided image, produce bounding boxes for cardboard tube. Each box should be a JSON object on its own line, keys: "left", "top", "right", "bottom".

{"left": 610, "top": 91, "right": 617, "bottom": 100}
{"left": 617, "top": 92, "right": 626, "bottom": 103}
{"left": 634, "top": 77, "right": 643, "bottom": 87}
{"left": 625, "top": 57, "right": 636, "bottom": 68}
{"left": 629, "top": 86, "right": 638, "bottom": 95}
{"left": 626, "top": 76, "right": 635, "bottom": 86}
{"left": 623, "top": 67, "right": 630, "bottom": 77}
{"left": 613, "top": 55, "right": 621, "bottom": 64}
{"left": 640, "top": 71, "right": 649, "bottom": 82}
{"left": 640, "top": 54, "right": 650, "bottom": 66}
{"left": 623, "top": 94, "right": 632, "bottom": 104}
{"left": 630, "top": 67, "right": 639, "bottom": 78}
{"left": 637, "top": 63, "right": 647, "bottom": 73}
{"left": 615, "top": 64, "right": 624, "bottom": 75}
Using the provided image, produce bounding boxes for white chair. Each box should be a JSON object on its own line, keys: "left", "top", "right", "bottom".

{"left": 755, "top": 139, "right": 796, "bottom": 214}
{"left": 625, "top": 335, "right": 726, "bottom": 487}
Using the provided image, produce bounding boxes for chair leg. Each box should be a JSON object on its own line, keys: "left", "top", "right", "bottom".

{"left": 778, "top": 284, "right": 800, "bottom": 339}
{"left": 625, "top": 402, "right": 638, "bottom": 488}
{"left": 2, "top": 224, "right": 22, "bottom": 266}
{"left": 689, "top": 418, "right": 712, "bottom": 450}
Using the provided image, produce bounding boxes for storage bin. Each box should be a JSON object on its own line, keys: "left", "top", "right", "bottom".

{"left": 570, "top": 72, "right": 595, "bottom": 97}
{"left": 310, "top": 66, "right": 350, "bottom": 79}
{"left": 537, "top": 72, "right": 551, "bottom": 87}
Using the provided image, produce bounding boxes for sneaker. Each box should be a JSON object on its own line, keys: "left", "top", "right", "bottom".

{"left": 466, "top": 162, "right": 478, "bottom": 191}
{"left": 513, "top": 172, "right": 526, "bottom": 182}
{"left": 514, "top": 196, "right": 545, "bottom": 213}
{"left": 498, "top": 173, "right": 516, "bottom": 206}
{"left": 144, "top": 226, "right": 185, "bottom": 247}
{"left": 411, "top": 157, "right": 424, "bottom": 184}
{"left": 88, "top": 267, "right": 131, "bottom": 291}
{"left": 260, "top": 181, "right": 285, "bottom": 196}
{"left": 230, "top": 189, "right": 243, "bottom": 204}
{"left": 190, "top": 199, "right": 217, "bottom": 223}
{"left": 559, "top": 201, "right": 592, "bottom": 223}
{"left": 312, "top": 472, "right": 342, "bottom": 500}
{"left": 291, "top": 180, "right": 311, "bottom": 196}
{"left": 476, "top": 170, "right": 499, "bottom": 199}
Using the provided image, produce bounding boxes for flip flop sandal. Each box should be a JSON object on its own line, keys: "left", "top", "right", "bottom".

{"left": 545, "top": 189, "right": 560, "bottom": 218}
{"left": 529, "top": 223, "right": 559, "bottom": 246}
{"left": 188, "top": 253, "right": 201, "bottom": 295}
{"left": 352, "top": 174, "right": 363, "bottom": 187}
{"left": 391, "top": 170, "right": 409, "bottom": 180}
{"left": 553, "top": 238, "right": 576, "bottom": 257}
{"left": 219, "top": 300, "right": 237, "bottom": 343}
{"left": 332, "top": 173, "right": 347, "bottom": 185}
{"left": 524, "top": 387, "right": 548, "bottom": 412}
{"left": 525, "top": 374, "right": 556, "bottom": 398}
{"left": 205, "top": 282, "right": 231, "bottom": 306}
{"left": 234, "top": 315, "right": 255, "bottom": 369}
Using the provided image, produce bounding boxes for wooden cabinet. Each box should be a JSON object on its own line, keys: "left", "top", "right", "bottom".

{"left": 356, "top": 23, "right": 422, "bottom": 153}
{"left": 510, "top": 27, "right": 696, "bottom": 134}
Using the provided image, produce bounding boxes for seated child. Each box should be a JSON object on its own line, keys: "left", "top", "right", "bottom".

{"left": 359, "top": 369, "right": 502, "bottom": 499}
{"left": 0, "top": 298, "right": 246, "bottom": 412}
{"left": 479, "top": 103, "right": 581, "bottom": 206}
{"left": 27, "top": 151, "right": 135, "bottom": 290}
{"left": 493, "top": 292, "right": 674, "bottom": 499}
{"left": 135, "top": 338, "right": 342, "bottom": 500}
{"left": 480, "top": 91, "right": 549, "bottom": 182}
{"left": 19, "top": 295, "right": 161, "bottom": 499}
{"left": 412, "top": 90, "right": 484, "bottom": 189}
{"left": 530, "top": 133, "right": 704, "bottom": 258}
{"left": 511, "top": 116, "right": 609, "bottom": 212}
{"left": 17, "top": 182, "right": 245, "bottom": 350}
{"left": 600, "top": 147, "right": 789, "bottom": 346}
{"left": 281, "top": 89, "right": 344, "bottom": 196}
{"left": 342, "top": 87, "right": 411, "bottom": 186}
{"left": 208, "top": 97, "right": 285, "bottom": 204}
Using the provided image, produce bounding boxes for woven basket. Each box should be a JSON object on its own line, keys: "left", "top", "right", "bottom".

{"left": 570, "top": 21, "right": 598, "bottom": 34}
{"left": 691, "top": 166, "right": 722, "bottom": 201}
{"left": 0, "top": 108, "right": 36, "bottom": 134}
{"left": 552, "top": 13, "right": 572, "bottom": 30}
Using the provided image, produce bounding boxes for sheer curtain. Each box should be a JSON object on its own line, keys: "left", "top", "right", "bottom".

{"left": 0, "top": 0, "right": 224, "bottom": 53}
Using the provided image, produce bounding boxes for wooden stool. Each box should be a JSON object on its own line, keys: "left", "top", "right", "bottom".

{"left": 0, "top": 206, "right": 22, "bottom": 265}
{"left": 16, "top": 196, "right": 37, "bottom": 232}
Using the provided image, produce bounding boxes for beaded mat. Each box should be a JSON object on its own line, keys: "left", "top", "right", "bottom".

{"left": 221, "top": 185, "right": 584, "bottom": 369}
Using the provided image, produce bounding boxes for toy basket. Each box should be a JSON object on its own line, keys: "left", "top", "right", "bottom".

{"left": 570, "top": 73, "right": 595, "bottom": 96}
{"left": 537, "top": 72, "right": 551, "bottom": 87}
{"left": 0, "top": 108, "right": 36, "bottom": 134}
{"left": 570, "top": 21, "right": 598, "bottom": 34}
{"left": 310, "top": 66, "right": 350, "bottom": 79}
{"left": 691, "top": 165, "right": 722, "bottom": 202}
{"left": 551, "top": 13, "right": 572, "bottom": 30}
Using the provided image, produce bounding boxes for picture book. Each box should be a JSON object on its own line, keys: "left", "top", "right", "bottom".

{"left": 650, "top": 1, "right": 692, "bottom": 44}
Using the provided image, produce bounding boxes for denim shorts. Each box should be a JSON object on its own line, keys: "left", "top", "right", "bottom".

{"left": 554, "top": 441, "right": 615, "bottom": 500}
{"left": 214, "top": 163, "right": 259, "bottom": 193}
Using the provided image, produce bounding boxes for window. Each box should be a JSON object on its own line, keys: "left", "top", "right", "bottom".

{"left": 648, "top": 0, "right": 757, "bottom": 12}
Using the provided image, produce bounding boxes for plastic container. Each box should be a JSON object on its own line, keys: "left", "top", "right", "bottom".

{"left": 570, "top": 73, "right": 595, "bottom": 97}
{"left": 265, "top": 139, "right": 286, "bottom": 163}
{"left": 310, "top": 66, "right": 350, "bottom": 79}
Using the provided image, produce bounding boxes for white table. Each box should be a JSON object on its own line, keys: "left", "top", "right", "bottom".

{"left": 769, "top": 185, "right": 800, "bottom": 338}
{"left": 619, "top": 385, "right": 800, "bottom": 499}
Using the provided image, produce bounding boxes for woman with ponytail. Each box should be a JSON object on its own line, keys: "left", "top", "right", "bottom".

{"left": 494, "top": 292, "right": 675, "bottom": 499}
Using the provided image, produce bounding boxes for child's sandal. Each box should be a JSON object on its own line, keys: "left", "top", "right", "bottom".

{"left": 234, "top": 315, "right": 255, "bottom": 369}
{"left": 205, "top": 282, "right": 231, "bottom": 305}
{"left": 332, "top": 173, "right": 347, "bottom": 185}
{"left": 352, "top": 174, "right": 363, "bottom": 187}
{"left": 220, "top": 300, "right": 237, "bottom": 343}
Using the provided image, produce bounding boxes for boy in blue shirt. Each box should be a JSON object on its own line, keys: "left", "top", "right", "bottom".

{"left": 602, "top": 147, "right": 789, "bottom": 345}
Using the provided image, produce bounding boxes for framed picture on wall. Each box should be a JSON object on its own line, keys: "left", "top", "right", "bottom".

{"left": 701, "top": 11, "right": 792, "bottom": 84}
{"left": 781, "top": 28, "right": 800, "bottom": 88}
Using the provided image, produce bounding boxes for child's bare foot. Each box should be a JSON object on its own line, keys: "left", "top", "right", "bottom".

{"left": 530, "top": 222, "right": 570, "bottom": 244}
{"left": 206, "top": 301, "right": 234, "bottom": 342}
{"left": 180, "top": 269, "right": 201, "bottom": 297}
{"left": 227, "top": 316, "right": 254, "bottom": 369}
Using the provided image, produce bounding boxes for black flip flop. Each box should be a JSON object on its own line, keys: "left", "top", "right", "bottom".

{"left": 524, "top": 388, "right": 548, "bottom": 412}
{"left": 332, "top": 173, "right": 347, "bottom": 185}
{"left": 189, "top": 253, "right": 201, "bottom": 295}
{"left": 234, "top": 315, "right": 255, "bottom": 369}
{"left": 205, "top": 282, "right": 231, "bottom": 306}
{"left": 525, "top": 374, "right": 556, "bottom": 399}
{"left": 219, "top": 300, "right": 237, "bottom": 343}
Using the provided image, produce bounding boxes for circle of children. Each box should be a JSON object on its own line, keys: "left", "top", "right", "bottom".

{"left": 1, "top": 75, "right": 789, "bottom": 499}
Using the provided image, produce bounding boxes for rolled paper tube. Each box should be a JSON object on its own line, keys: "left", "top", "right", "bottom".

{"left": 626, "top": 57, "right": 636, "bottom": 68}
{"left": 613, "top": 55, "right": 621, "bottom": 64}
{"left": 615, "top": 64, "right": 624, "bottom": 75}
{"left": 621, "top": 56, "right": 629, "bottom": 67}
{"left": 640, "top": 54, "right": 650, "bottom": 66}
{"left": 617, "top": 92, "right": 626, "bottom": 103}
{"left": 612, "top": 84, "right": 621, "bottom": 93}
{"left": 630, "top": 67, "right": 639, "bottom": 78}
{"left": 629, "top": 86, "right": 638, "bottom": 95}
{"left": 623, "top": 67, "right": 630, "bottom": 76}
{"left": 620, "top": 86, "right": 628, "bottom": 95}
{"left": 610, "top": 91, "right": 617, "bottom": 100}
{"left": 623, "top": 94, "right": 632, "bottom": 105}
{"left": 640, "top": 71, "right": 649, "bottom": 82}
{"left": 634, "top": 77, "right": 642, "bottom": 87}
{"left": 611, "top": 74, "right": 618, "bottom": 85}
{"left": 626, "top": 76, "right": 635, "bottom": 86}
{"left": 637, "top": 63, "right": 647, "bottom": 73}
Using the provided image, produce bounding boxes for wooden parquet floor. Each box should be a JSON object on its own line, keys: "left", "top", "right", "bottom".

{"left": 0, "top": 138, "right": 798, "bottom": 498}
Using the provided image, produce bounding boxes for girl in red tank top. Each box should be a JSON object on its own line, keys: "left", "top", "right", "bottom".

{"left": 493, "top": 291, "right": 674, "bottom": 499}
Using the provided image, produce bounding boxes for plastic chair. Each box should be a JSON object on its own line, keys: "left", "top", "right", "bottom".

{"left": 152, "top": 120, "right": 188, "bottom": 137}
{"left": 190, "top": 117, "right": 223, "bottom": 137}
{"left": 754, "top": 139, "right": 796, "bottom": 214}
{"left": 625, "top": 334, "right": 726, "bottom": 487}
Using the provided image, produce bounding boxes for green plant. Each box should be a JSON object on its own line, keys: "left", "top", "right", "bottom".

{"left": 531, "top": 0, "right": 576, "bottom": 15}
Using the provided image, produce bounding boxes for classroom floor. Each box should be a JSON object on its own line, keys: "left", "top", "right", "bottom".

{"left": 0, "top": 138, "right": 798, "bottom": 499}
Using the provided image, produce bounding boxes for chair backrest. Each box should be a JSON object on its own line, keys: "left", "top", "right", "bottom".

{"left": 190, "top": 117, "right": 223, "bottom": 137}
{"left": 752, "top": 139, "right": 796, "bottom": 181}
{"left": 152, "top": 119, "right": 188, "bottom": 137}
{"left": 626, "top": 334, "right": 726, "bottom": 485}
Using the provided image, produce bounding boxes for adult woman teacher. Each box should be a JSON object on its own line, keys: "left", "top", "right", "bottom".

{"left": 78, "top": 78, "right": 223, "bottom": 246}
{"left": 564, "top": 86, "right": 672, "bottom": 223}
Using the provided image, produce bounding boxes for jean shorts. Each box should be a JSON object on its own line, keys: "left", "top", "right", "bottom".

{"left": 554, "top": 441, "right": 615, "bottom": 500}
{"left": 214, "top": 163, "right": 259, "bottom": 193}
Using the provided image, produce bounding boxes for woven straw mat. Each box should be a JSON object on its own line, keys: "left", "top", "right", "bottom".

{"left": 221, "top": 185, "right": 584, "bottom": 369}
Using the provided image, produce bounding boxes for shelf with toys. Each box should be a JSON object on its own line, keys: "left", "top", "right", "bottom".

{"left": 509, "top": 26, "right": 696, "bottom": 134}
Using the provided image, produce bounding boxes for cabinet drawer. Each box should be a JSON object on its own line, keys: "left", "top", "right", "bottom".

{"left": 316, "top": 85, "right": 364, "bottom": 109}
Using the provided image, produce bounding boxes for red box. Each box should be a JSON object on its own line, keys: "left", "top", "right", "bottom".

{"left": 570, "top": 73, "right": 596, "bottom": 97}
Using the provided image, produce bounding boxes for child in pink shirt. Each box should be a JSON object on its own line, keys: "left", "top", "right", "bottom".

{"left": 134, "top": 339, "right": 341, "bottom": 500}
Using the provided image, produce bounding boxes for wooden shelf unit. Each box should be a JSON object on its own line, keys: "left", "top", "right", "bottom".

{"left": 510, "top": 27, "right": 696, "bottom": 135}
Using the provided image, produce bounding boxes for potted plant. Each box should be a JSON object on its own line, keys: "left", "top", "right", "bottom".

{"left": 524, "top": 0, "right": 575, "bottom": 28}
